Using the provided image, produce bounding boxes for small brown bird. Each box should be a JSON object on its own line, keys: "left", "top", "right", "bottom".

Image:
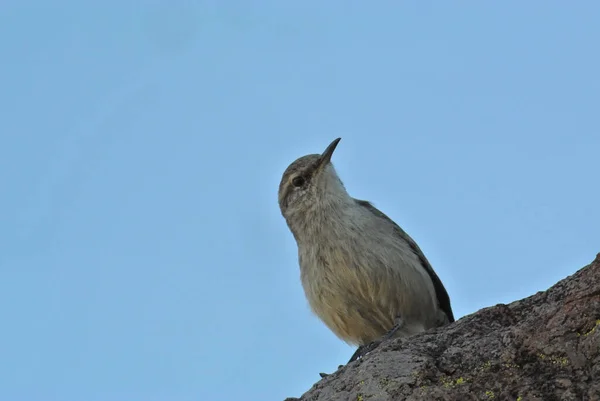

{"left": 278, "top": 138, "right": 454, "bottom": 364}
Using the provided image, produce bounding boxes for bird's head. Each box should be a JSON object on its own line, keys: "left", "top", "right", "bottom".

{"left": 278, "top": 138, "right": 348, "bottom": 223}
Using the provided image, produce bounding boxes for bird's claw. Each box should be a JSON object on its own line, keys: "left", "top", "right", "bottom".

{"left": 347, "top": 316, "right": 405, "bottom": 363}
{"left": 347, "top": 340, "right": 381, "bottom": 363}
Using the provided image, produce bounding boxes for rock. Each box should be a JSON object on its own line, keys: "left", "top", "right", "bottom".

{"left": 287, "top": 253, "right": 600, "bottom": 401}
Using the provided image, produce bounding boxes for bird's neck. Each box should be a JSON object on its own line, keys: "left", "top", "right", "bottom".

{"left": 288, "top": 193, "right": 363, "bottom": 245}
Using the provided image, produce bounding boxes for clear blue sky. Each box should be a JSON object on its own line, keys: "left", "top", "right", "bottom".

{"left": 1, "top": 2, "right": 599, "bottom": 401}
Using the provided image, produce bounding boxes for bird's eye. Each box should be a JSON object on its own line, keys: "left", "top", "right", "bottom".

{"left": 292, "top": 176, "right": 305, "bottom": 187}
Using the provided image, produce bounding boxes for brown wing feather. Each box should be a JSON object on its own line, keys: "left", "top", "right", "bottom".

{"left": 355, "top": 199, "right": 455, "bottom": 323}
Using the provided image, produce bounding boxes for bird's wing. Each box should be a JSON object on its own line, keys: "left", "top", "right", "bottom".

{"left": 355, "top": 199, "right": 455, "bottom": 323}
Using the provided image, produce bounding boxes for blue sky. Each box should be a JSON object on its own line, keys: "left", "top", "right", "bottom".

{"left": 1, "top": 2, "right": 599, "bottom": 401}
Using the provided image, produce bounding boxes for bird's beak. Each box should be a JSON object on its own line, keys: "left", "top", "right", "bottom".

{"left": 316, "top": 138, "right": 341, "bottom": 172}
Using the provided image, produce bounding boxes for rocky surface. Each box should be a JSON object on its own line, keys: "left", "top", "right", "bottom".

{"left": 285, "top": 253, "right": 600, "bottom": 401}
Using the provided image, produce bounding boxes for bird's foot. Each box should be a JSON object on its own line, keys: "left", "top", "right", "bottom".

{"left": 347, "top": 316, "right": 405, "bottom": 363}
{"left": 382, "top": 316, "right": 405, "bottom": 341}
{"left": 347, "top": 340, "right": 381, "bottom": 363}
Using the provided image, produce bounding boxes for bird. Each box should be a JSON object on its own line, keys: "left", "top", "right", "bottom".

{"left": 278, "top": 137, "right": 454, "bottom": 365}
